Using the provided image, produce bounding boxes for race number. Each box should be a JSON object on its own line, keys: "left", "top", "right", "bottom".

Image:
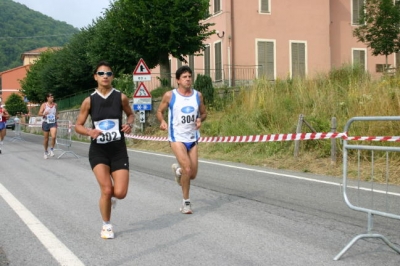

{"left": 47, "top": 114, "right": 56, "bottom": 124}
{"left": 94, "top": 119, "right": 121, "bottom": 144}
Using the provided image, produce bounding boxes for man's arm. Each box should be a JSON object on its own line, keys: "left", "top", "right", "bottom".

{"left": 196, "top": 92, "right": 207, "bottom": 129}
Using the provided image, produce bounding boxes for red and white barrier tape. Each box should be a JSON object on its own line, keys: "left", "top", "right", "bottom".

{"left": 124, "top": 132, "right": 400, "bottom": 142}
{"left": 19, "top": 123, "right": 400, "bottom": 142}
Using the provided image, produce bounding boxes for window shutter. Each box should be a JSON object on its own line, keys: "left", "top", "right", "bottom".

{"left": 291, "top": 43, "right": 306, "bottom": 78}
{"left": 214, "top": 0, "right": 221, "bottom": 13}
{"left": 261, "top": 0, "right": 269, "bottom": 13}
{"left": 352, "top": 0, "right": 363, "bottom": 24}
{"left": 258, "top": 41, "right": 274, "bottom": 80}
{"left": 204, "top": 46, "right": 211, "bottom": 77}
{"left": 215, "top": 42, "right": 222, "bottom": 81}
{"left": 189, "top": 55, "right": 194, "bottom": 70}
{"left": 353, "top": 50, "right": 366, "bottom": 69}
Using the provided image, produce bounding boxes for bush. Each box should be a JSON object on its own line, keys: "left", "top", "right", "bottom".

{"left": 194, "top": 74, "right": 214, "bottom": 106}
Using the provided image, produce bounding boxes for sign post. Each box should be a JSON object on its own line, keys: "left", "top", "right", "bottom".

{"left": 133, "top": 59, "right": 152, "bottom": 132}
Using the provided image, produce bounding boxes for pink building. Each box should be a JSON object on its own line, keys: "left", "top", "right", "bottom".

{"left": 150, "top": 0, "right": 395, "bottom": 89}
{"left": 0, "top": 47, "right": 61, "bottom": 105}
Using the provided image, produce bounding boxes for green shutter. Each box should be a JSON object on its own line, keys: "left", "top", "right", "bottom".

{"left": 258, "top": 41, "right": 274, "bottom": 80}
{"left": 353, "top": 0, "right": 363, "bottom": 24}
{"left": 204, "top": 46, "right": 211, "bottom": 77}
{"left": 353, "top": 50, "right": 366, "bottom": 69}
{"left": 215, "top": 42, "right": 222, "bottom": 81}
{"left": 214, "top": 0, "right": 221, "bottom": 13}
{"left": 261, "top": 0, "right": 269, "bottom": 13}
{"left": 292, "top": 42, "right": 306, "bottom": 78}
{"left": 189, "top": 55, "right": 194, "bottom": 70}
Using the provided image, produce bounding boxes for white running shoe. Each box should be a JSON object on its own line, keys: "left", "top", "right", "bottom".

{"left": 180, "top": 201, "right": 193, "bottom": 214}
{"left": 101, "top": 224, "right": 114, "bottom": 239}
{"left": 44, "top": 152, "right": 48, "bottom": 159}
{"left": 49, "top": 150, "right": 54, "bottom": 157}
{"left": 171, "top": 163, "right": 182, "bottom": 186}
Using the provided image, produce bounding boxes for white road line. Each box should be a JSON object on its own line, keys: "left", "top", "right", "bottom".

{"left": 130, "top": 149, "right": 400, "bottom": 197}
{"left": 0, "top": 183, "right": 84, "bottom": 266}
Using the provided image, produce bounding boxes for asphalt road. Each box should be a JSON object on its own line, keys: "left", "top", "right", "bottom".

{"left": 1, "top": 130, "right": 400, "bottom": 266}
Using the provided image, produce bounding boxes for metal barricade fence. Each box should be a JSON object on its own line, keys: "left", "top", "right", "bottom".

{"left": 334, "top": 116, "right": 400, "bottom": 260}
{"left": 10, "top": 117, "right": 24, "bottom": 142}
{"left": 55, "top": 120, "right": 79, "bottom": 159}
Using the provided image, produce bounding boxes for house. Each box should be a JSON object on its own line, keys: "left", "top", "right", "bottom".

{"left": 151, "top": 0, "right": 395, "bottom": 89}
{"left": 0, "top": 47, "right": 61, "bottom": 105}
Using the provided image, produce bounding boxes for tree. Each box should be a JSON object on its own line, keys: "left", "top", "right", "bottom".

{"left": 20, "top": 50, "right": 56, "bottom": 103}
{"left": 106, "top": 0, "right": 214, "bottom": 86}
{"left": 4, "top": 93, "right": 28, "bottom": 116}
{"left": 353, "top": 0, "right": 400, "bottom": 70}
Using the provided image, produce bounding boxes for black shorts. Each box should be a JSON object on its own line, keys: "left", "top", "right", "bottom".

{"left": 42, "top": 122, "right": 57, "bottom": 132}
{"left": 89, "top": 140, "right": 129, "bottom": 172}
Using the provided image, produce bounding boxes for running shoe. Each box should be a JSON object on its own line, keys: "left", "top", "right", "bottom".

{"left": 49, "top": 149, "right": 54, "bottom": 157}
{"left": 43, "top": 151, "right": 49, "bottom": 159}
{"left": 171, "top": 163, "right": 182, "bottom": 186}
{"left": 101, "top": 224, "right": 114, "bottom": 239}
{"left": 180, "top": 201, "right": 193, "bottom": 214}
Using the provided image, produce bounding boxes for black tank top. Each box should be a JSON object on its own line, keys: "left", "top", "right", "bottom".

{"left": 89, "top": 88, "right": 125, "bottom": 143}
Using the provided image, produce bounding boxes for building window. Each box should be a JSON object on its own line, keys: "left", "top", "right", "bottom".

{"left": 291, "top": 42, "right": 306, "bottom": 79}
{"left": 214, "top": 0, "right": 221, "bottom": 13}
{"left": 352, "top": 48, "right": 366, "bottom": 70}
{"left": 189, "top": 55, "right": 194, "bottom": 70}
{"left": 204, "top": 45, "right": 211, "bottom": 77}
{"left": 257, "top": 40, "right": 275, "bottom": 80}
{"left": 260, "top": 0, "right": 270, "bottom": 13}
{"left": 352, "top": 0, "right": 364, "bottom": 25}
{"left": 177, "top": 59, "right": 182, "bottom": 69}
{"left": 215, "top": 42, "right": 222, "bottom": 81}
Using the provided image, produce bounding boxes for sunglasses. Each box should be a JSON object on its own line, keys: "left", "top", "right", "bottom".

{"left": 96, "top": 71, "right": 113, "bottom": 77}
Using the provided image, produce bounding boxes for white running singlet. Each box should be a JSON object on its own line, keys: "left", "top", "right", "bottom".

{"left": 168, "top": 89, "right": 200, "bottom": 142}
{"left": 43, "top": 103, "right": 57, "bottom": 124}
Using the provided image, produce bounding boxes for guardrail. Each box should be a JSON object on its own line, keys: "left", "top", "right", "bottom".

{"left": 334, "top": 116, "right": 400, "bottom": 260}
{"left": 55, "top": 120, "right": 79, "bottom": 159}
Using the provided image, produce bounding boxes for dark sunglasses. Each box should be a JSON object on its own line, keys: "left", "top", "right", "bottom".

{"left": 97, "top": 71, "right": 113, "bottom": 77}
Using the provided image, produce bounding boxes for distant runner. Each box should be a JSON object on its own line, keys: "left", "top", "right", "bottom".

{"left": 38, "top": 93, "right": 59, "bottom": 159}
{"left": 0, "top": 105, "right": 10, "bottom": 154}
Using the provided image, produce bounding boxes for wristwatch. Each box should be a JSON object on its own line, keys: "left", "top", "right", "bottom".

{"left": 127, "top": 123, "right": 133, "bottom": 128}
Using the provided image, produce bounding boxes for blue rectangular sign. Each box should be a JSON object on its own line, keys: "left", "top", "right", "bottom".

{"left": 133, "top": 104, "right": 152, "bottom": 111}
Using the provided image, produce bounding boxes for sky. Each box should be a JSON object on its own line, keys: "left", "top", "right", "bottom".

{"left": 12, "top": 0, "right": 114, "bottom": 28}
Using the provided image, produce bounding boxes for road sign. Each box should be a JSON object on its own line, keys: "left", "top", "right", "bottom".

{"left": 133, "top": 82, "right": 152, "bottom": 98}
{"left": 139, "top": 110, "right": 145, "bottom": 123}
{"left": 133, "top": 103, "right": 152, "bottom": 111}
{"left": 133, "top": 58, "right": 151, "bottom": 81}
{"left": 133, "top": 82, "right": 152, "bottom": 110}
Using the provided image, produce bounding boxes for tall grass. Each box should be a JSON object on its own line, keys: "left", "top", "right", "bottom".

{"left": 201, "top": 64, "right": 400, "bottom": 161}
{"left": 136, "top": 65, "right": 400, "bottom": 178}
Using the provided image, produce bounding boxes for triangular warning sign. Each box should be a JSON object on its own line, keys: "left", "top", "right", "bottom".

{"left": 133, "top": 58, "right": 151, "bottom": 75}
{"left": 133, "top": 82, "right": 151, "bottom": 98}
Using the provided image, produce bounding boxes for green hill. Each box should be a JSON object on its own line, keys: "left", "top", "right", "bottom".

{"left": 0, "top": 0, "right": 79, "bottom": 72}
